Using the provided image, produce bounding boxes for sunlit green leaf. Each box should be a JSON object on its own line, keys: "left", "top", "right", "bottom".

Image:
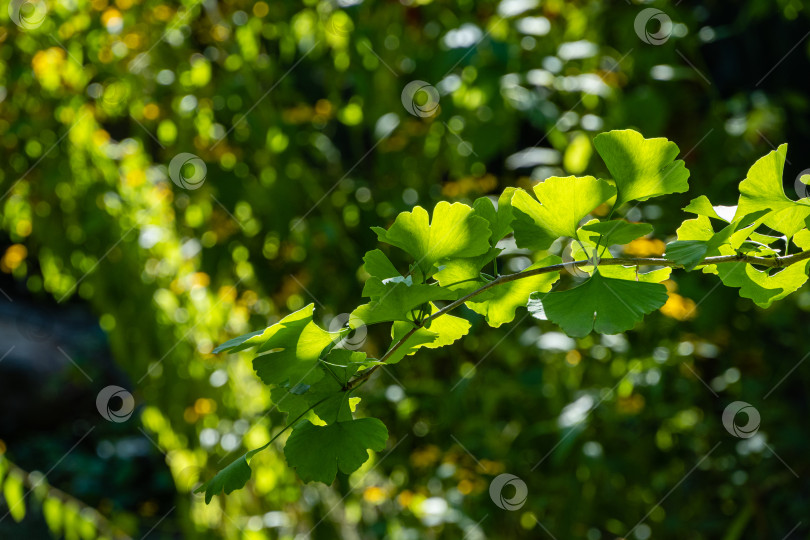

{"left": 387, "top": 306, "right": 471, "bottom": 364}
{"left": 250, "top": 304, "right": 340, "bottom": 387}
{"left": 352, "top": 279, "right": 456, "bottom": 325}
{"left": 716, "top": 260, "right": 810, "bottom": 308}
{"left": 466, "top": 255, "right": 562, "bottom": 327}
{"left": 472, "top": 187, "right": 517, "bottom": 242}
{"left": 512, "top": 176, "right": 617, "bottom": 251}
{"left": 593, "top": 129, "right": 690, "bottom": 206}
{"left": 737, "top": 144, "right": 810, "bottom": 238}
{"left": 580, "top": 220, "right": 653, "bottom": 246}
{"left": 372, "top": 201, "right": 491, "bottom": 274}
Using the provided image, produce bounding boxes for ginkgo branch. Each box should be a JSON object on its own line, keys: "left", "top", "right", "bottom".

{"left": 347, "top": 248, "right": 810, "bottom": 389}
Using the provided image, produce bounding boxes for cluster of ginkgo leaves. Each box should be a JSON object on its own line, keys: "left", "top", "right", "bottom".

{"left": 197, "top": 129, "right": 810, "bottom": 502}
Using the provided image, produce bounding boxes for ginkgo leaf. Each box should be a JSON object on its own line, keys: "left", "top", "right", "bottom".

{"left": 387, "top": 306, "right": 471, "bottom": 364}
{"left": 249, "top": 304, "right": 340, "bottom": 387}
{"left": 466, "top": 256, "right": 562, "bottom": 327}
{"left": 597, "top": 265, "right": 672, "bottom": 283}
{"left": 511, "top": 176, "right": 617, "bottom": 251}
{"left": 372, "top": 201, "right": 492, "bottom": 274}
{"left": 665, "top": 240, "right": 708, "bottom": 271}
{"left": 737, "top": 144, "right": 810, "bottom": 238}
{"left": 472, "top": 188, "right": 517, "bottom": 242}
{"left": 716, "top": 260, "right": 810, "bottom": 308}
{"left": 213, "top": 329, "right": 269, "bottom": 354}
{"left": 683, "top": 195, "right": 736, "bottom": 222}
{"left": 593, "top": 129, "right": 690, "bottom": 207}
{"left": 271, "top": 349, "right": 365, "bottom": 424}
{"left": 794, "top": 228, "right": 810, "bottom": 250}
{"left": 528, "top": 270, "right": 669, "bottom": 337}
{"left": 580, "top": 220, "right": 653, "bottom": 246}
{"left": 352, "top": 279, "right": 456, "bottom": 325}
{"left": 196, "top": 452, "right": 252, "bottom": 504}
{"left": 284, "top": 418, "right": 389, "bottom": 484}
{"left": 362, "top": 249, "right": 401, "bottom": 280}
{"left": 432, "top": 248, "right": 500, "bottom": 294}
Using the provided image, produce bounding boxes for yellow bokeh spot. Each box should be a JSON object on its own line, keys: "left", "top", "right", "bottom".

{"left": 624, "top": 237, "right": 666, "bottom": 257}
{"left": 253, "top": 1, "right": 269, "bottom": 17}
{"left": 457, "top": 479, "right": 474, "bottom": 495}
{"left": 660, "top": 292, "right": 697, "bottom": 320}
{"left": 397, "top": 490, "right": 413, "bottom": 508}
{"left": 211, "top": 24, "right": 230, "bottom": 42}
{"left": 152, "top": 5, "right": 172, "bottom": 20}
{"left": 124, "top": 32, "right": 141, "bottom": 49}
{"left": 143, "top": 103, "right": 160, "bottom": 120}
{"left": 1, "top": 244, "right": 27, "bottom": 273}
{"left": 565, "top": 350, "right": 581, "bottom": 366}
{"left": 363, "top": 486, "right": 386, "bottom": 504}
{"left": 194, "top": 398, "right": 216, "bottom": 415}
{"left": 183, "top": 407, "right": 198, "bottom": 423}
{"left": 101, "top": 8, "right": 122, "bottom": 26}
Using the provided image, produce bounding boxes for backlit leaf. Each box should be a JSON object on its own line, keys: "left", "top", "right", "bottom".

{"left": 284, "top": 418, "right": 388, "bottom": 484}
{"left": 512, "top": 176, "right": 617, "bottom": 251}
{"left": 529, "top": 270, "right": 669, "bottom": 337}
{"left": 593, "top": 129, "right": 690, "bottom": 206}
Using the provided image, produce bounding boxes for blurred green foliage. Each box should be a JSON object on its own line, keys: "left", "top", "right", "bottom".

{"left": 1, "top": 0, "right": 810, "bottom": 538}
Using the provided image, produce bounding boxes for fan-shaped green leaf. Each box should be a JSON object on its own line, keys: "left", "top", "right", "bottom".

{"left": 249, "top": 304, "right": 340, "bottom": 387}
{"left": 511, "top": 176, "right": 617, "bottom": 251}
{"left": 284, "top": 418, "right": 389, "bottom": 484}
{"left": 593, "top": 129, "right": 690, "bottom": 206}
{"left": 466, "top": 256, "right": 562, "bottom": 327}
{"left": 372, "top": 201, "right": 491, "bottom": 274}
{"left": 737, "top": 144, "right": 810, "bottom": 238}
{"left": 528, "top": 270, "right": 669, "bottom": 337}
{"left": 580, "top": 220, "right": 653, "bottom": 246}
{"left": 352, "top": 279, "right": 456, "bottom": 325}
